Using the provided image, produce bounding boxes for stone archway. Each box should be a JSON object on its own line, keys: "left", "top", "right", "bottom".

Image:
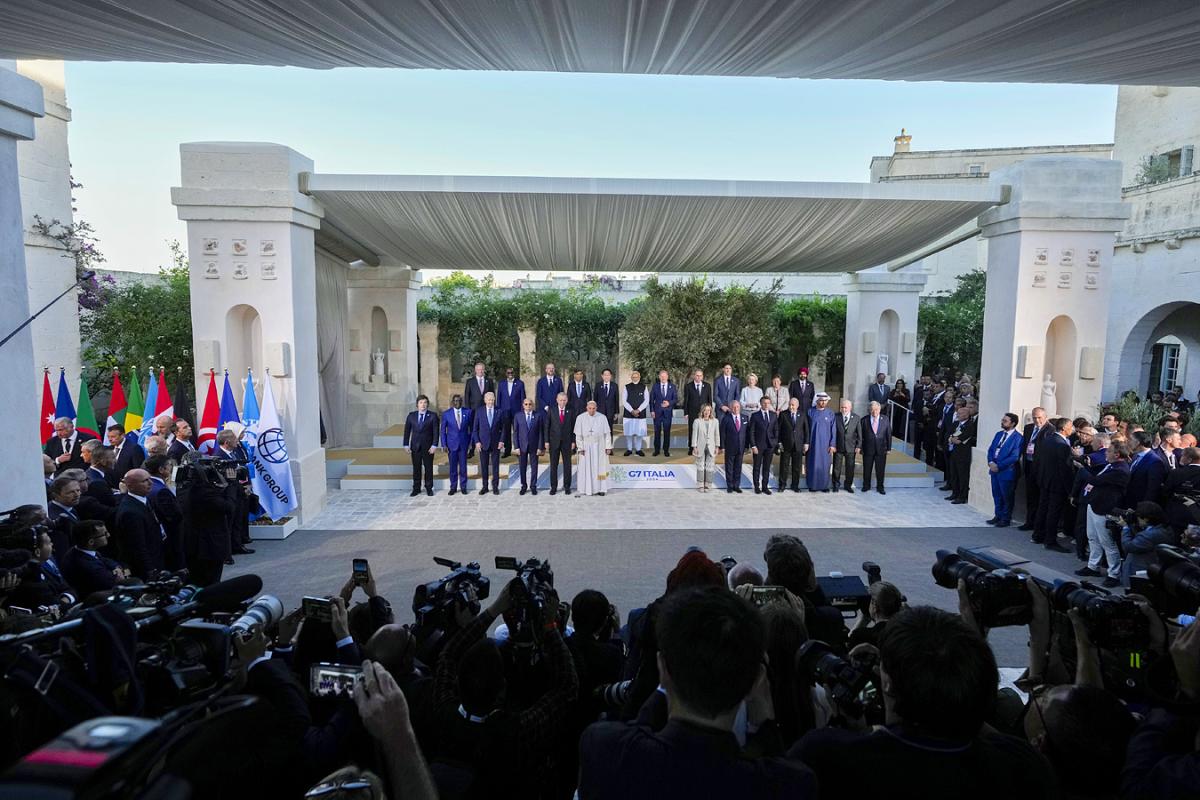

{"left": 225, "top": 303, "right": 264, "bottom": 395}
{"left": 877, "top": 308, "right": 900, "bottom": 379}
{"left": 1043, "top": 315, "right": 1078, "bottom": 418}
{"left": 1112, "top": 302, "right": 1200, "bottom": 400}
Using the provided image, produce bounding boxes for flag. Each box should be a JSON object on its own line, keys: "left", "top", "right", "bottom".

{"left": 40, "top": 370, "right": 55, "bottom": 442}
{"left": 76, "top": 376, "right": 100, "bottom": 439}
{"left": 137, "top": 370, "right": 159, "bottom": 445}
{"left": 126, "top": 368, "right": 144, "bottom": 433}
{"left": 241, "top": 369, "right": 261, "bottom": 459}
{"left": 218, "top": 370, "right": 240, "bottom": 432}
{"left": 197, "top": 370, "right": 219, "bottom": 453}
{"left": 54, "top": 369, "right": 76, "bottom": 423}
{"left": 249, "top": 375, "right": 297, "bottom": 520}
{"left": 156, "top": 368, "right": 174, "bottom": 420}
{"left": 174, "top": 368, "right": 193, "bottom": 425}
{"left": 107, "top": 369, "right": 127, "bottom": 430}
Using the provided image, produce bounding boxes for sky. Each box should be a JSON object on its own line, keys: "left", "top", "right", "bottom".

{"left": 64, "top": 62, "right": 1118, "bottom": 274}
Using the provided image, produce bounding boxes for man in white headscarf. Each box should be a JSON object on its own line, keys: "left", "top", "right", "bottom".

{"left": 573, "top": 400, "right": 613, "bottom": 496}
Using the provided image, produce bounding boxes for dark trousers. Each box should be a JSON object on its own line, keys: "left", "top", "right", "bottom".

{"left": 499, "top": 411, "right": 514, "bottom": 453}
{"left": 190, "top": 557, "right": 224, "bottom": 588}
{"left": 862, "top": 451, "right": 887, "bottom": 490}
{"left": 1073, "top": 501, "right": 1089, "bottom": 559}
{"left": 654, "top": 415, "right": 672, "bottom": 452}
{"left": 478, "top": 446, "right": 501, "bottom": 489}
{"left": 548, "top": 442, "right": 572, "bottom": 490}
{"left": 912, "top": 423, "right": 924, "bottom": 461}
{"left": 1033, "top": 490, "right": 1067, "bottom": 545}
{"left": 924, "top": 425, "right": 939, "bottom": 467}
{"left": 949, "top": 447, "right": 972, "bottom": 499}
{"left": 518, "top": 450, "right": 540, "bottom": 489}
{"left": 410, "top": 448, "right": 434, "bottom": 491}
{"left": 935, "top": 440, "right": 948, "bottom": 471}
{"left": 832, "top": 451, "right": 856, "bottom": 489}
{"left": 778, "top": 447, "right": 802, "bottom": 489}
{"left": 724, "top": 448, "right": 744, "bottom": 488}
{"left": 1023, "top": 463, "right": 1040, "bottom": 525}
{"left": 752, "top": 450, "right": 774, "bottom": 490}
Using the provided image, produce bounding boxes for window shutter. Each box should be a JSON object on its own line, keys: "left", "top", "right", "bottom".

{"left": 1181, "top": 145, "right": 1194, "bottom": 177}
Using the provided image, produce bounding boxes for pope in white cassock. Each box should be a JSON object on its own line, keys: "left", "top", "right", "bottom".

{"left": 573, "top": 400, "right": 613, "bottom": 496}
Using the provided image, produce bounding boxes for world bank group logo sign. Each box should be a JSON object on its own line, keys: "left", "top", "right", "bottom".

{"left": 609, "top": 463, "right": 697, "bottom": 489}
{"left": 257, "top": 428, "right": 289, "bottom": 464}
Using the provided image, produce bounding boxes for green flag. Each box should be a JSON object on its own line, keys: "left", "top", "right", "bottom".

{"left": 76, "top": 376, "right": 100, "bottom": 439}
{"left": 126, "top": 367, "right": 144, "bottom": 433}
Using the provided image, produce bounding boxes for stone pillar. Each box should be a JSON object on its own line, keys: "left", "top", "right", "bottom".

{"left": 437, "top": 355, "right": 453, "bottom": 411}
{"left": 418, "top": 320, "right": 440, "bottom": 401}
{"left": 0, "top": 63, "right": 47, "bottom": 509}
{"left": 171, "top": 142, "right": 328, "bottom": 521}
{"left": 518, "top": 326, "right": 537, "bottom": 382}
{"left": 841, "top": 271, "right": 925, "bottom": 410}
{"left": 970, "top": 158, "right": 1128, "bottom": 514}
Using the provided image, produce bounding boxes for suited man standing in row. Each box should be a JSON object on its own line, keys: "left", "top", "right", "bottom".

{"left": 788, "top": 367, "right": 816, "bottom": 411}
{"left": 945, "top": 403, "right": 978, "bottom": 504}
{"left": 593, "top": 369, "right": 620, "bottom": 428}
{"left": 833, "top": 399, "right": 861, "bottom": 493}
{"left": 536, "top": 362, "right": 563, "bottom": 414}
{"left": 145, "top": 455, "right": 185, "bottom": 572}
{"left": 402, "top": 395, "right": 438, "bottom": 497}
{"left": 867, "top": 373, "right": 890, "bottom": 406}
{"left": 777, "top": 397, "right": 809, "bottom": 493}
{"left": 1018, "top": 407, "right": 1050, "bottom": 531}
{"left": 748, "top": 396, "right": 779, "bottom": 495}
{"left": 495, "top": 366, "right": 526, "bottom": 458}
{"left": 106, "top": 424, "right": 145, "bottom": 484}
{"left": 114, "top": 468, "right": 166, "bottom": 580}
{"left": 684, "top": 370, "right": 713, "bottom": 456}
{"left": 544, "top": 392, "right": 575, "bottom": 495}
{"left": 1125, "top": 430, "right": 1167, "bottom": 506}
{"left": 463, "top": 362, "right": 494, "bottom": 410}
{"left": 1032, "top": 417, "right": 1075, "bottom": 553}
{"left": 440, "top": 394, "right": 472, "bottom": 496}
{"left": 985, "top": 413, "right": 1024, "bottom": 528}
{"left": 719, "top": 399, "right": 748, "bottom": 493}
{"left": 166, "top": 420, "right": 197, "bottom": 463}
{"left": 567, "top": 369, "right": 592, "bottom": 417}
{"left": 472, "top": 392, "right": 504, "bottom": 495}
{"left": 512, "top": 397, "right": 544, "bottom": 496}
{"left": 649, "top": 370, "right": 678, "bottom": 457}
{"left": 714, "top": 363, "right": 740, "bottom": 421}
{"left": 860, "top": 401, "right": 891, "bottom": 494}
{"left": 45, "top": 417, "right": 93, "bottom": 475}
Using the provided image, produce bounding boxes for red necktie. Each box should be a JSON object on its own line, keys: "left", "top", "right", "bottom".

{"left": 559, "top": 410, "right": 564, "bottom": 423}
{"left": 735, "top": 417, "right": 740, "bottom": 431}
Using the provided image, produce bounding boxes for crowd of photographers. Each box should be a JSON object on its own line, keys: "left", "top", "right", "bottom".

{"left": 1, "top": 514, "right": 1199, "bottom": 798}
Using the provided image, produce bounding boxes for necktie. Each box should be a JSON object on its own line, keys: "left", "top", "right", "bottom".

{"left": 488, "top": 409, "right": 493, "bottom": 425}
{"left": 45, "top": 560, "right": 61, "bottom": 578}
{"left": 998, "top": 431, "right": 1007, "bottom": 450}
{"left": 735, "top": 417, "right": 740, "bottom": 431}
{"left": 478, "top": 377, "right": 483, "bottom": 391}
{"left": 527, "top": 413, "right": 532, "bottom": 426}
{"left": 560, "top": 409, "right": 564, "bottom": 423}
{"left": 792, "top": 412, "right": 797, "bottom": 423}
{"left": 844, "top": 415, "right": 848, "bottom": 425}
{"left": 419, "top": 413, "right": 424, "bottom": 425}
{"left": 456, "top": 410, "right": 461, "bottom": 427}
{"left": 872, "top": 417, "right": 878, "bottom": 433}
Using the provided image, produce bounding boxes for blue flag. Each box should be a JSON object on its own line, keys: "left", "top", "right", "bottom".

{"left": 218, "top": 370, "right": 240, "bottom": 433}
{"left": 241, "top": 369, "right": 261, "bottom": 460}
{"left": 249, "top": 375, "right": 297, "bottom": 520}
{"left": 54, "top": 369, "right": 76, "bottom": 423}
{"left": 137, "top": 370, "right": 159, "bottom": 445}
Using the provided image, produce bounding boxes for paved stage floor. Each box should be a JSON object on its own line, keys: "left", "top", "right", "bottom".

{"left": 230, "top": 483, "right": 1071, "bottom": 667}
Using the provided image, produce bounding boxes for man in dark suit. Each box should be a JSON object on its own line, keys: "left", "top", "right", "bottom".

{"left": 911, "top": 376, "right": 931, "bottom": 461}
{"left": 718, "top": 400, "right": 748, "bottom": 494}
{"left": 683, "top": 369, "right": 713, "bottom": 456}
{"left": 402, "top": 395, "right": 439, "bottom": 497}
{"left": 1125, "top": 430, "right": 1167, "bottom": 506}
{"left": 463, "top": 362, "right": 494, "bottom": 410}
{"left": 59, "top": 520, "right": 130, "bottom": 597}
{"left": 566, "top": 369, "right": 592, "bottom": 417}
{"left": 471, "top": 392, "right": 504, "bottom": 495}
{"left": 440, "top": 394, "right": 473, "bottom": 496}
{"left": 1163, "top": 445, "right": 1200, "bottom": 531}
{"left": 867, "top": 373, "right": 891, "bottom": 406}
{"left": 1154, "top": 427, "right": 1182, "bottom": 470}
{"left": 46, "top": 475, "right": 83, "bottom": 557}
{"left": 788, "top": 368, "right": 816, "bottom": 411}
{"left": 747, "top": 397, "right": 779, "bottom": 495}
{"left": 1032, "top": 418, "right": 1075, "bottom": 553}
{"left": 495, "top": 366, "right": 525, "bottom": 458}
{"left": 166, "top": 419, "right": 197, "bottom": 463}
{"left": 82, "top": 446, "right": 120, "bottom": 519}
{"left": 213, "top": 430, "right": 255, "bottom": 557}
{"left": 1018, "top": 407, "right": 1050, "bottom": 531}
{"left": 179, "top": 463, "right": 235, "bottom": 587}
{"left": 921, "top": 382, "right": 945, "bottom": 467}
{"left": 833, "top": 399, "right": 861, "bottom": 493}
{"left": 714, "top": 364, "right": 741, "bottom": 421}
{"left": 512, "top": 398, "right": 544, "bottom": 496}
{"left": 860, "top": 401, "right": 892, "bottom": 494}
{"left": 946, "top": 403, "right": 977, "bottom": 504}
{"left": 113, "top": 468, "right": 166, "bottom": 580}
{"left": 778, "top": 397, "right": 809, "bottom": 493}
{"left": 593, "top": 369, "right": 620, "bottom": 428}
{"left": 649, "top": 370, "right": 678, "bottom": 457}
{"left": 935, "top": 390, "right": 958, "bottom": 477}
{"left": 535, "top": 362, "right": 564, "bottom": 414}
{"left": 44, "top": 417, "right": 94, "bottom": 475}
{"left": 145, "top": 454, "right": 185, "bottom": 572}
{"left": 106, "top": 424, "right": 145, "bottom": 484}
{"left": 544, "top": 392, "right": 575, "bottom": 496}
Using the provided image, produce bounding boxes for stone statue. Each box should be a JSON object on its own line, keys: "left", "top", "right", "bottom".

{"left": 1040, "top": 373, "right": 1057, "bottom": 416}
{"left": 371, "top": 349, "right": 385, "bottom": 377}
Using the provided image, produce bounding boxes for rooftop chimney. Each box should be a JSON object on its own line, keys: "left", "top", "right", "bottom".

{"left": 893, "top": 128, "right": 912, "bottom": 154}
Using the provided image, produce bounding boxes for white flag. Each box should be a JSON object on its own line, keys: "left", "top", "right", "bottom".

{"left": 248, "top": 375, "right": 297, "bottom": 519}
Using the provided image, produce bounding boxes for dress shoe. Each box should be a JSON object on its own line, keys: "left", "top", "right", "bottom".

{"left": 224, "top": 556, "right": 235, "bottom": 565}
{"left": 637, "top": 450, "right": 646, "bottom": 457}
{"left": 623, "top": 450, "right": 633, "bottom": 456}
{"left": 663, "top": 450, "right": 671, "bottom": 457}
{"left": 951, "top": 498, "right": 966, "bottom": 504}
{"left": 1017, "top": 524, "right": 1034, "bottom": 532}
{"left": 727, "top": 488, "right": 735, "bottom": 494}
{"left": 564, "top": 488, "right": 572, "bottom": 495}
{"left": 844, "top": 486, "right": 855, "bottom": 494}
{"left": 832, "top": 486, "right": 839, "bottom": 493}
{"left": 410, "top": 489, "right": 421, "bottom": 497}
{"left": 822, "top": 489, "right": 830, "bottom": 493}
{"left": 550, "top": 488, "right": 557, "bottom": 496}
{"left": 1101, "top": 577, "right": 1121, "bottom": 588}
{"left": 520, "top": 487, "right": 527, "bottom": 496}
{"left": 734, "top": 487, "right": 743, "bottom": 494}
{"left": 985, "top": 517, "right": 998, "bottom": 525}
{"left": 877, "top": 488, "right": 886, "bottom": 495}
{"left": 1075, "top": 567, "right": 1101, "bottom": 577}
{"left": 233, "top": 546, "right": 256, "bottom": 555}
{"left": 479, "top": 488, "right": 488, "bottom": 496}
{"left": 763, "top": 488, "right": 772, "bottom": 496}
{"left": 531, "top": 488, "right": 538, "bottom": 496}
{"left": 449, "top": 487, "right": 458, "bottom": 496}
{"left": 598, "top": 491, "right": 606, "bottom": 496}
{"left": 754, "top": 487, "right": 762, "bottom": 494}
{"left": 1045, "top": 543, "right": 1071, "bottom": 554}
{"left": 492, "top": 488, "right": 499, "bottom": 495}
{"left": 995, "top": 520, "right": 1010, "bottom": 528}
{"left": 425, "top": 488, "right": 433, "bottom": 496}
{"left": 792, "top": 487, "right": 801, "bottom": 493}
{"left": 944, "top": 495, "right": 956, "bottom": 501}
{"left": 653, "top": 449, "right": 660, "bottom": 456}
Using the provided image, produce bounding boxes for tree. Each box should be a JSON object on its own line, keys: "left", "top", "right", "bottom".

{"left": 918, "top": 270, "right": 986, "bottom": 378}
{"left": 620, "top": 276, "right": 780, "bottom": 381}
{"left": 771, "top": 295, "right": 847, "bottom": 383}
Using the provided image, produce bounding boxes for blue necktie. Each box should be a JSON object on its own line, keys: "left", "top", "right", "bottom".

{"left": 488, "top": 409, "right": 493, "bottom": 426}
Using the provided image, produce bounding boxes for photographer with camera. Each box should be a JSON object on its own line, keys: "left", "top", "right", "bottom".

{"left": 430, "top": 574, "right": 578, "bottom": 796}
{"left": 178, "top": 456, "right": 235, "bottom": 587}
{"left": 0, "top": 525, "right": 75, "bottom": 611}
{"left": 847, "top": 580, "right": 904, "bottom": 649}
{"left": 764, "top": 534, "right": 848, "bottom": 650}
{"left": 1119, "top": 502, "right": 1176, "bottom": 586}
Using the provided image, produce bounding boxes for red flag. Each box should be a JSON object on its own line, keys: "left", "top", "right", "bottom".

{"left": 155, "top": 368, "right": 174, "bottom": 419}
{"left": 107, "top": 369, "right": 127, "bottom": 430}
{"left": 197, "top": 370, "right": 220, "bottom": 453}
{"left": 40, "top": 370, "right": 55, "bottom": 442}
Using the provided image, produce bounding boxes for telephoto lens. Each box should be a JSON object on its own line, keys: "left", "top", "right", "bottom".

{"left": 229, "top": 594, "right": 284, "bottom": 639}
{"left": 1050, "top": 580, "right": 1151, "bottom": 650}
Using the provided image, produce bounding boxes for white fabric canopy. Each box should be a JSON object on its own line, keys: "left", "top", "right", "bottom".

{"left": 1, "top": 1, "right": 1198, "bottom": 85}
{"left": 307, "top": 174, "right": 1002, "bottom": 273}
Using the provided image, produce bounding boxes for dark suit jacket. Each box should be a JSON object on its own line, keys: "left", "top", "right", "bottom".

{"left": 402, "top": 410, "right": 439, "bottom": 452}
{"left": 566, "top": 380, "right": 593, "bottom": 416}
{"left": 1021, "top": 422, "right": 1049, "bottom": 479}
{"left": 167, "top": 439, "right": 198, "bottom": 463}
{"left": 778, "top": 409, "right": 810, "bottom": 452}
{"left": 495, "top": 379, "right": 526, "bottom": 416}
{"left": 1125, "top": 450, "right": 1168, "bottom": 506}
{"left": 181, "top": 478, "right": 234, "bottom": 564}
{"left": 1082, "top": 461, "right": 1131, "bottom": 515}
{"left": 112, "top": 439, "right": 146, "bottom": 481}
{"left": 545, "top": 406, "right": 575, "bottom": 448}
{"left": 835, "top": 413, "right": 861, "bottom": 453}
{"left": 512, "top": 410, "right": 544, "bottom": 453}
{"left": 747, "top": 410, "right": 779, "bottom": 451}
{"left": 535, "top": 375, "right": 565, "bottom": 412}
{"left": 683, "top": 381, "right": 713, "bottom": 418}
{"left": 719, "top": 413, "right": 749, "bottom": 452}
{"left": 593, "top": 382, "right": 620, "bottom": 423}
{"left": 470, "top": 405, "right": 504, "bottom": 450}
{"left": 150, "top": 478, "right": 184, "bottom": 568}
{"left": 860, "top": 415, "right": 892, "bottom": 454}
{"left": 868, "top": 383, "right": 891, "bottom": 405}
{"left": 649, "top": 382, "right": 678, "bottom": 421}
{"left": 114, "top": 494, "right": 164, "bottom": 579}
{"left": 713, "top": 375, "right": 741, "bottom": 413}
{"left": 84, "top": 467, "right": 120, "bottom": 511}
{"left": 788, "top": 379, "right": 816, "bottom": 410}
{"left": 44, "top": 432, "right": 95, "bottom": 474}
{"left": 59, "top": 546, "right": 121, "bottom": 597}
{"left": 1036, "top": 434, "right": 1075, "bottom": 495}
{"left": 463, "top": 375, "right": 495, "bottom": 409}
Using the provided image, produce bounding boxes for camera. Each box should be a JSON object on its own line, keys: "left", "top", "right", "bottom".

{"left": 1105, "top": 507, "right": 1137, "bottom": 536}
{"left": 411, "top": 557, "right": 491, "bottom": 634}
{"left": 748, "top": 586, "right": 788, "bottom": 608}
{"left": 795, "top": 639, "right": 881, "bottom": 719}
{"left": 309, "top": 663, "right": 363, "bottom": 698}
{"left": 1050, "top": 580, "right": 1151, "bottom": 650}
{"left": 932, "top": 550, "right": 1031, "bottom": 628}
{"left": 496, "top": 556, "right": 554, "bottom": 610}
{"left": 229, "top": 594, "right": 284, "bottom": 639}
{"left": 1142, "top": 544, "right": 1200, "bottom": 616}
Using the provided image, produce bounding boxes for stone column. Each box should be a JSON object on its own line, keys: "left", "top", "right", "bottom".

{"left": 418, "top": 320, "right": 440, "bottom": 401}
{"left": 841, "top": 271, "right": 925, "bottom": 410}
{"left": 171, "top": 142, "right": 328, "bottom": 521}
{"left": 437, "top": 355, "right": 453, "bottom": 411}
{"left": 616, "top": 334, "right": 635, "bottom": 387}
{"left": 518, "top": 326, "right": 537, "bottom": 382}
{"left": 0, "top": 63, "right": 47, "bottom": 509}
{"left": 970, "top": 158, "right": 1128, "bottom": 514}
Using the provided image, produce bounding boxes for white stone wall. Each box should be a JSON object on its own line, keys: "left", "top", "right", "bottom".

{"left": 1113, "top": 86, "right": 1200, "bottom": 187}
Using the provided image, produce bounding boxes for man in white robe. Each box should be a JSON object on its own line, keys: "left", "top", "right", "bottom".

{"left": 621, "top": 369, "right": 649, "bottom": 456}
{"left": 573, "top": 400, "right": 613, "bottom": 496}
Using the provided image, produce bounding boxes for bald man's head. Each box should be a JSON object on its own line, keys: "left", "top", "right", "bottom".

{"left": 124, "top": 468, "right": 152, "bottom": 497}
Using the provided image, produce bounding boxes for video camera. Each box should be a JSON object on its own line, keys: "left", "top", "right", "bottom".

{"left": 1105, "top": 506, "right": 1138, "bottom": 536}
{"left": 1133, "top": 544, "right": 1200, "bottom": 617}
{"left": 495, "top": 556, "right": 555, "bottom": 641}
{"left": 175, "top": 454, "right": 243, "bottom": 491}
{"left": 411, "top": 557, "right": 491, "bottom": 636}
{"left": 932, "top": 549, "right": 1032, "bottom": 628}
{"left": 795, "top": 640, "right": 882, "bottom": 722}
{"left": 1050, "top": 580, "right": 1151, "bottom": 650}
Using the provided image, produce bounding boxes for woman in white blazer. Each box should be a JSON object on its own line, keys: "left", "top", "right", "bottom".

{"left": 692, "top": 403, "right": 720, "bottom": 492}
{"left": 739, "top": 373, "right": 764, "bottom": 414}
{"left": 765, "top": 375, "right": 790, "bottom": 416}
